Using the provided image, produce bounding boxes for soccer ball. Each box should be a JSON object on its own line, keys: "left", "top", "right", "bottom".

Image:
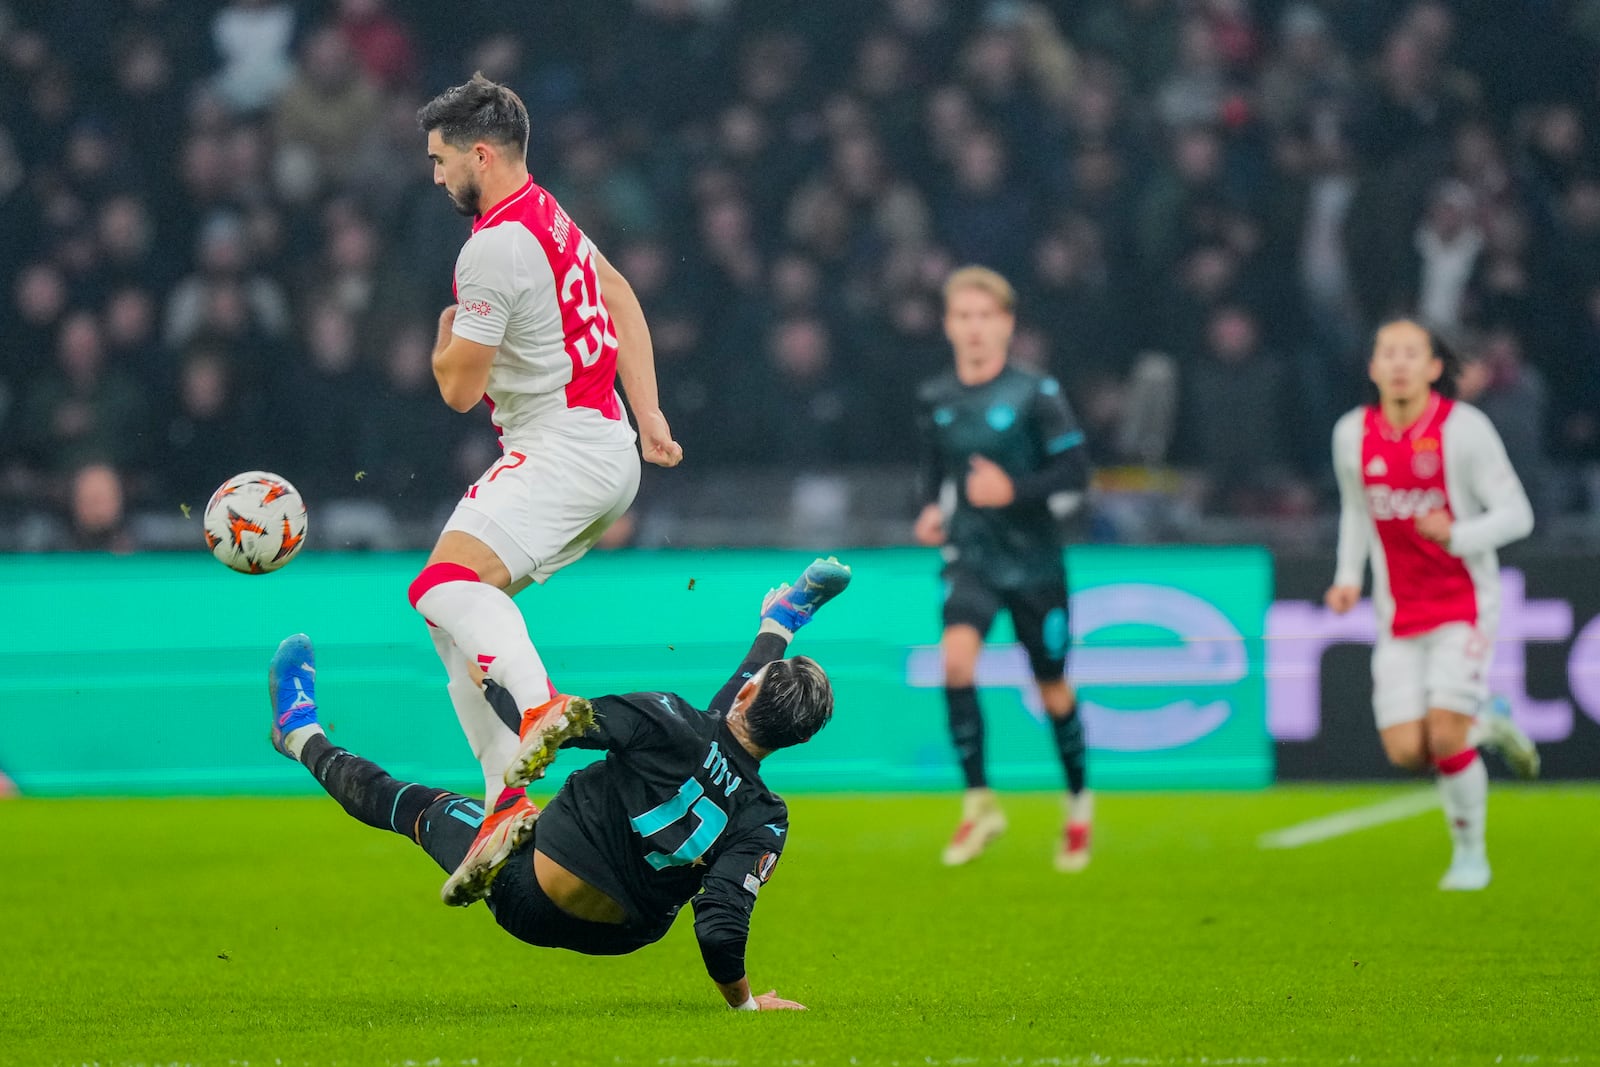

{"left": 202, "top": 471, "right": 308, "bottom": 574}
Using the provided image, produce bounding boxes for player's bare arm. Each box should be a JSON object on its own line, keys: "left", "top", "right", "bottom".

{"left": 431, "top": 304, "right": 497, "bottom": 412}
{"left": 595, "top": 248, "right": 683, "bottom": 468}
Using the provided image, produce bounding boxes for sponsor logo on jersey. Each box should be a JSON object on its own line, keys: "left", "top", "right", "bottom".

{"left": 1366, "top": 485, "right": 1447, "bottom": 521}
{"left": 756, "top": 851, "right": 778, "bottom": 882}
{"left": 461, "top": 299, "right": 493, "bottom": 318}
{"left": 742, "top": 873, "right": 762, "bottom": 896}
{"left": 1365, "top": 455, "right": 1388, "bottom": 477}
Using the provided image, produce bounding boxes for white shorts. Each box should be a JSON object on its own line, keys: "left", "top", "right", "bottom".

{"left": 1371, "top": 622, "right": 1492, "bottom": 728}
{"left": 443, "top": 434, "right": 640, "bottom": 585}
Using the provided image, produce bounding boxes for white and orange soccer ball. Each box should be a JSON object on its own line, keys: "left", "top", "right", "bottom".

{"left": 202, "top": 471, "right": 308, "bottom": 574}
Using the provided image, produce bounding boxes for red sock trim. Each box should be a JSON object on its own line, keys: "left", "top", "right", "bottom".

{"left": 408, "top": 562, "right": 480, "bottom": 608}
{"left": 1435, "top": 748, "right": 1479, "bottom": 775}
{"left": 493, "top": 785, "right": 526, "bottom": 811}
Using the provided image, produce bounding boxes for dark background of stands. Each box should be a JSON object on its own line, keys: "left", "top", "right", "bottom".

{"left": 2, "top": 0, "right": 1598, "bottom": 552}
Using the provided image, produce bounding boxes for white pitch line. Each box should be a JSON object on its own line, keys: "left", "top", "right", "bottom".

{"left": 1258, "top": 789, "right": 1440, "bottom": 849}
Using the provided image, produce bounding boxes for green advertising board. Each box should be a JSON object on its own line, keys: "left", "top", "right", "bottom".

{"left": 0, "top": 547, "right": 1272, "bottom": 796}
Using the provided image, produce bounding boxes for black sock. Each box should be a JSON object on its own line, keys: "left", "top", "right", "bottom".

{"left": 1051, "top": 707, "right": 1088, "bottom": 795}
{"left": 709, "top": 631, "right": 791, "bottom": 712}
{"left": 946, "top": 686, "right": 986, "bottom": 789}
{"left": 301, "top": 734, "right": 453, "bottom": 840}
{"left": 484, "top": 678, "right": 521, "bottom": 733}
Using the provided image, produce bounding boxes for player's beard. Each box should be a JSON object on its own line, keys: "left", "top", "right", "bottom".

{"left": 447, "top": 176, "right": 482, "bottom": 217}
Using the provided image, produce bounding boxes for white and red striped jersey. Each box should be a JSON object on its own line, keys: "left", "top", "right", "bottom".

{"left": 1332, "top": 394, "right": 1533, "bottom": 638}
{"left": 450, "top": 176, "right": 635, "bottom": 449}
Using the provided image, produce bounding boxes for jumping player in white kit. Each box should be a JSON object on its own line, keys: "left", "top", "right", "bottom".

{"left": 1325, "top": 319, "right": 1540, "bottom": 891}
{"left": 401, "top": 74, "right": 683, "bottom": 905}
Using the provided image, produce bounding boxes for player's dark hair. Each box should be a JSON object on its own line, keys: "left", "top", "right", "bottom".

{"left": 417, "top": 73, "right": 529, "bottom": 158}
{"left": 743, "top": 656, "right": 833, "bottom": 751}
{"left": 1364, "top": 317, "right": 1461, "bottom": 402}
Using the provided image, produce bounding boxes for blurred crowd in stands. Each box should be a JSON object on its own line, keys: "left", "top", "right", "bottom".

{"left": 3, "top": 0, "right": 1599, "bottom": 551}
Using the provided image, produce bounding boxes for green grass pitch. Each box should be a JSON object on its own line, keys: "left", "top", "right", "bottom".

{"left": 2, "top": 786, "right": 1596, "bottom": 1066}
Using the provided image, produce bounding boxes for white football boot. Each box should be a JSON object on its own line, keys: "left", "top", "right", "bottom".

{"left": 942, "top": 788, "right": 1007, "bottom": 866}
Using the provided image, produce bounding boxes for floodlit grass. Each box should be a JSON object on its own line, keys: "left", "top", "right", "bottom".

{"left": 2, "top": 786, "right": 1596, "bottom": 1066}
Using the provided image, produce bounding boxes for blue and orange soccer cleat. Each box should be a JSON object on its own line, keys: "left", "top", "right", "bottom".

{"left": 760, "top": 556, "right": 852, "bottom": 633}
{"left": 269, "top": 633, "right": 320, "bottom": 760}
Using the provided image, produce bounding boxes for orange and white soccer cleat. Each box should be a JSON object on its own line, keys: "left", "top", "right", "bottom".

{"left": 440, "top": 793, "right": 541, "bottom": 907}
{"left": 502, "top": 694, "right": 597, "bottom": 790}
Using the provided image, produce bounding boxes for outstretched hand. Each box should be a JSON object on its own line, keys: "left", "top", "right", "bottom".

{"left": 754, "top": 989, "right": 807, "bottom": 1011}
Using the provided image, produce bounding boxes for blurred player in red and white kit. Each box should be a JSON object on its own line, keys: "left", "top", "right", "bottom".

{"left": 1325, "top": 319, "right": 1540, "bottom": 891}
{"left": 401, "top": 74, "right": 682, "bottom": 904}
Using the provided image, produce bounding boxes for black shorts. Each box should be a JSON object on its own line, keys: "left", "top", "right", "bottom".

{"left": 941, "top": 565, "right": 1071, "bottom": 681}
{"left": 488, "top": 823, "right": 672, "bottom": 957}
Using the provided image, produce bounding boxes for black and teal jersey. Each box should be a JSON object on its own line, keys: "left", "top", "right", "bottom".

{"left": 534, "top": 691, "right": 788, "bottom": 983}
{"left": 917, "top": 363, "right": 1089, "bottom": 589}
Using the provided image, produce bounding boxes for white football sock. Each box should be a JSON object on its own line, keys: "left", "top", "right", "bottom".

{"left": 429, "top": 626, "right": 520, "bottom": 805}
{"left": 1465, "top": 714, "right": 1489, "bottom": 749}
{"left": 1436, "top": 751, "right": 1488, "bottom": 854}
{"left": 283, "top": 723, "right": 324, "bottom": 761}
{"left": 758, "top": 618, "right": 796, "bottom": 640}
{"left": 415, "top": 578, "right": 553, "bottom": 718}
{"left": 1067, "top": 789, "right": 1094, "bottom": 826}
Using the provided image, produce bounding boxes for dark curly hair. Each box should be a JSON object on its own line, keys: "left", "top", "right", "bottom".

{"left": 742, "top": 656, "right": 833, "bottom": 750}
{"left": 417, "top": 72, "right": 529, "bottom": 159}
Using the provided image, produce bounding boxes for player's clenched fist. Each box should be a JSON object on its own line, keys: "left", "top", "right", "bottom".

{"left": 965, "top": 454, "right": 1015, "bottom": 508}
{"left": 636, "top": 409, "right": 683, "bottom": 467}
{"left": 1324, "top": 585, "right": 1360, "bottom": 614}
{"left": 913, "top": 503, "right": 945, "bottom": 546}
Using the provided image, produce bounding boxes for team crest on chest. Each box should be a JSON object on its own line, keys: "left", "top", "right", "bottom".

{"left": 986, "top": 404, "right": 1016, "bottom": 431}
{"left": 1411, "top": 437, "right": 1441, "bottom": 479}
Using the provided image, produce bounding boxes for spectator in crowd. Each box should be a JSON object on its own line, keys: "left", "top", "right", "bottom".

{"left": 1185, "top": 304, "right": 1297, "bottom": 514}
{"left": 18, "top": 311, "right": 148, "bottom": 478}
{"left": 67, "top": 461, "right": 134, "bottom": 553}
{"left": 211, "top": 0, "right": 297, "bottom": 115}
{"left": 1459, "top": 327, "right": 1557, "bottom": 517}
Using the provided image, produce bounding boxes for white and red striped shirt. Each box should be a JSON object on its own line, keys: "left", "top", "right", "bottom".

{"left": 450, "top": 176, "right": 634, "bottom": 449}
{"left": 1332, "top": 394, "right": 1533, "bottom": 638}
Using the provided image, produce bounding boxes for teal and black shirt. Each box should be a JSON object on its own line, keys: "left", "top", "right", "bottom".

{"left": 917, "top": 363, "right": 1089, "bottom": 589}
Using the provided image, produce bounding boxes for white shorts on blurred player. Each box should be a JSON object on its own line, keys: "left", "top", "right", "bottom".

{"left": 1371, "top": 622, "right": 1491, "bottom": 729}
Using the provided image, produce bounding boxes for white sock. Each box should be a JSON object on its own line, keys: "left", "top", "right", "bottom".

{"left": 1465, "top": 714, "right": 1489, "bottom": 749}
{"left": 283, "top": 723, "right": 325, "bottom": 761}
{"left": 758, "top": 618, "right": 796, "bottom": 640}
{"left": 1436, "top": 751, "right": 1488, "bottom": 855}
{"left": 416, "top": 579, "right": 553, "bottom": 716}
{"left": 429, "top": 625, "right": 521, "bottom": 805}
{"left": 1067, "top": 789, "right": 1094, "bottom": 827}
